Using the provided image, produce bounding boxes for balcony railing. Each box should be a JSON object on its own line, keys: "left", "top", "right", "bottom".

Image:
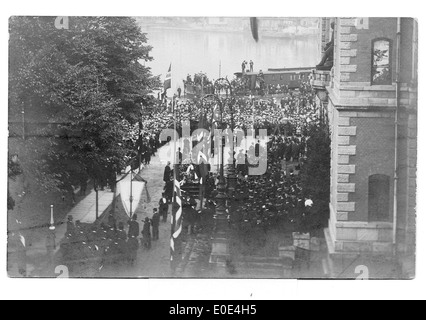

{"left": 310, "top": 69, "right": 331, "bottom": 90}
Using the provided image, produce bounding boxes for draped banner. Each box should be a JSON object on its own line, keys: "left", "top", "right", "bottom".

{"left": 117, "top": 170, "right": 147, "bottom": 218}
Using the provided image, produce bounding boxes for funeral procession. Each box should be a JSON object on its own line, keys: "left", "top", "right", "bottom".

{"left": 8, "top": 16, "right": 417, "bottom": 280}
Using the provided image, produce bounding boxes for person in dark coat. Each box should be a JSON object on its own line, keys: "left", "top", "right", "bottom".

{"left": 117, "top": 222, "right": 127, "bottom": 252}
{"left": 75, "top": 220, "right": 88, "bottom": 245}
{"left": 99, "top": 223, "right": 109, "bottom": 250}
{"left": 291, "top": 138, "right": 300, "bottom": 162}
{"left": 159, "top": 194, "right": 169, "bottom": 223}
{"left": 128, "top": 214, "right": 140, "bottom": 239}
{"left": 142, "top": 218, "right": 152, "bottom": 249}
{"left": 300, "top": 137, "right": 306, "bottom": 158}
{"left": 176, "top": 148, "right": 183, "bottom": 165}
{"left": 66, "top": 215, "right": 75, "bottom": 237}
{"left": 187, "top": 204, "right": 199, "bottom": 235}
{"left": 285, "top": 139, "right": 293, "bottom": 162}
{"left": 152, "top": 209, "right": 161, "bottom": 241}
{"left": 127, "top": 236, "right": 139, "bottom": 266}
{"left": 87, "top": 225, "right": 100, "bottom": 249}
{"left": 106, "top": 223, "right": 117, "bottom": 241}
{"left": 164, "top": 162, "right": 172, "bottom": 183}
{"left": 144, "top": 147, "right": 152, "bottom": 165}
{"left": 164, "top": 162, "right": 174, "bottom": 201}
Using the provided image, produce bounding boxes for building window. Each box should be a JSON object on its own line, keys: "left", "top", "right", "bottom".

{"left": 368, "top": 174, "right": 391, "bottom": 222}
{"left": 372, "top": 38, "right": 392, "bottom": 85}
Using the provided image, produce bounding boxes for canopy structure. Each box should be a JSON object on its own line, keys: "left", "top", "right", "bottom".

{"left": 117, "top": 167, "right": 148, "bottom": 218}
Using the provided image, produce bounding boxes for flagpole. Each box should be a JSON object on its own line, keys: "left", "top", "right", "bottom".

{"left": 171, "top": 93, "right": 177, "bottom": 269}
{"left": 129, "top": 168, "right": 133, "bottom": 218}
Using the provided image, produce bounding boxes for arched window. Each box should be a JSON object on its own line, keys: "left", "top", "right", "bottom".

{"left": 368, "top": 174, "right": 391, "bottom": 222}
{"left": 371, "top": 38, "right": 392, "bottom": 85}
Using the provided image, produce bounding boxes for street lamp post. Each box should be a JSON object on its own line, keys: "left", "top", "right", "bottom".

{"left": 200, "top": 93, "right": 229, "bottom": 265}
{"left": 47, "top": 204, "right": 57, "bottom": 268}
{"left": 225, "top": 98, "right": 237, "bottom": 196}
{"left": 21, "top": 109, "right": 25, "bottom": 140}
{"left": 201, "top": 77, "right": 237, "bottom": 266}
{"left": 214, "top": 78, "right": 238, "bottom": 195}
{"left": 49, "top": 205, "right": 55, "bottom": 231}
{"left": 129, "top": 169, "right": 134, "bottom": 218}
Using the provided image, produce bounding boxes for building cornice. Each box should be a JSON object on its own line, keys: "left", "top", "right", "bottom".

{"left": 327, "top": 86, "right": 397, "bottom": 111}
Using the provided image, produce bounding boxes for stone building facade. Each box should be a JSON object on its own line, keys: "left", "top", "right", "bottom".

{"left": 312, "top": 17, "right": 417, "bottom": 278}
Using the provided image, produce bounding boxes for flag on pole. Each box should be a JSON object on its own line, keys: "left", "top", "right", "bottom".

{"left": 171, "top": 92, "right": 181, "bottom": 267}
{"left": 250, "top": 17, "right": 259, "bottom": 42}
{"left": 164, "top": 63, "right": 172, "bottom": 91}
{"left": 170, "top": 178, "right": 183, "bottom": 261}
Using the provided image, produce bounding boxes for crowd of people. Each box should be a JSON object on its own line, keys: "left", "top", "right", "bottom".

{"left": 153, "top": 79, "right": 319, "bottom": 136}
{"left": 267, "top": 83, "right": 290, "bottom": 95}
{"left": 232, "top": 136, "right": 313, "bottom": 224}
{"left": 227, "top": 129, "right": 323, "bottom": 254}
{"left": 163, "top": 160, "right": 214, "bottom": 235}
{"left": 183, "top": 72, "right": 216, "bottom": 96}
{"left": 59, "top": 205, "right": 167, "bottom": 275}
{"left": 56, "top": 76, "right": 325, "bottom": 271}
{"left": 137, "top": 132, "right": 161, "bottom": 167}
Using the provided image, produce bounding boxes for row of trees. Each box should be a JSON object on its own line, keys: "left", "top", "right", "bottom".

{"left": 9, "top": 17, "right": 161, "bottom": 206}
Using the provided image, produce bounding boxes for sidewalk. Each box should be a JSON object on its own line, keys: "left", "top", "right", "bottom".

{"left": 99, "top": 144, "right": 177, "bottom": 278}
{"left": 22, "top": 140, "right": 221, "bottom": 277}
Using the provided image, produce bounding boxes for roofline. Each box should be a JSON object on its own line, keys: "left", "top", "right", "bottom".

{"left": 235, "top": 67, "right": 315, "bottom": 77}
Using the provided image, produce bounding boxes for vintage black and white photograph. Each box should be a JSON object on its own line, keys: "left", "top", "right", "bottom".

{"left": 7, "top": 15, "right": 418, "bottom": 280}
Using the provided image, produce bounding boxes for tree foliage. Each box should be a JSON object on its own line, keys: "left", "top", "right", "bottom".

{"left": 9, "top": 17, "right": 161, "bottom": 193}
{"left": 8, "top": 157, "right": 23, "bottom": 211}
